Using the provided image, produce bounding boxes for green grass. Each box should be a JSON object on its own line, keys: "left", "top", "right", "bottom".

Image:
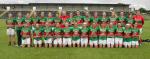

{"left": 0, "top": 16, "right": 150, "bottom": 59}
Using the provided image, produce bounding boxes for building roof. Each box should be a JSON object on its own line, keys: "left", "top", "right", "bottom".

{"left": 0, "top": 0, "right": 129, "bottom": 5}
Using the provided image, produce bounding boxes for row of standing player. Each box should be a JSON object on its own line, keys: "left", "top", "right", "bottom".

{"left": 6, "top": 10, "right": 144, "bottom": 48}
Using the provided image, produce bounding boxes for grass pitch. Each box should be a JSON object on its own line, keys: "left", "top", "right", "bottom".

{"left": 0, "top": 15, "right": 150, "bottom": 59}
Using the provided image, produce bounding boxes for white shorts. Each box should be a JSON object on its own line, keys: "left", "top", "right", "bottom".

{"left": 131, "top": 41, "right": 139, "bottom": 45}
{"left": 80, "top": 38, "right": 88, "bottom": 45}
{"left": 107, "top": 38, "right": 114, "bottom": 45}
{"left": 63, "top": 38, "right": 71, "bottom": 45}
{"left": 99, "top": 40, "right": 107, "bottom": 45}
{"left": 72, "top": 39, "right": 80, "bottom": 44}
{"left": 123, "top": 42, "right": 131, "bottom": 46}
{"left": 22, "top": 38, "right": 30, "bottom": 45}
{"left": 44, "top": 38, "right": 53, "bottom": 44}
{"left": 6, "top": 28, "right": 15, "bottom": 36}
{"left": 53, "top": 38, "right": 62, "bottom": 45}
{"left": 115, "top": 37, "right": 123, "bottom": 44}
{"left": 34, "top": 39, "right": 42, "bottom": 45}
{"left": 89, "top": 40, "right": 98, "bottom": 45}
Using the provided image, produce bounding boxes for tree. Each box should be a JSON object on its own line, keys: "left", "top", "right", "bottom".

{"left": 139, "top": 8, "right": 147, "bottom": 13}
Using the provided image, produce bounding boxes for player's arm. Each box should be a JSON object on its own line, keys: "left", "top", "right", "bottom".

{"left": 136, "top": 29, "right": 140, "bottom": 37}
{"left": 124, "top": 17, "right": 128, "bottom": 23}
{"left": 22, "top": 16, "right": 26, "bottom": 24}
{"left": 116, "top": 17, "right": 119, "bottom": 21}
{"left": 107, "top": 17, "right": 110, "bottom": 23}
{"left": 141, "top": 16, "right": 144, "bottom": 25}
{"left": 32, "top": 29, "right": 36, "bottom": 38}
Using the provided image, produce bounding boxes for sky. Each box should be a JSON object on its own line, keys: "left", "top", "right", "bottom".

{"left": 0, "top": 0, "right": 150, "bottom": 10}
{"left": 121, "top": 0, "right": 150, "bottom": 10}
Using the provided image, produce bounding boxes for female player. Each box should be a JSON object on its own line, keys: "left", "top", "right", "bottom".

{"left": 6, "top": 13, "right": 16, "bottom": 46}
{"left": 117, "top": 11, "right": 127, "bottom": 25}
{"left": 80, "top": 22, "right": 89, "bottom": 48}
{"left": 33, "top": 24, "right": 43, "bottom": 48}
{"left": 132, "top": 23, "right": 140, "bottom": 48}
{"left": 109, "top": 11, "right": 117, "bottom": 25}
{"left": 74, "top": 10, "right": 86, "bottom": 25}
{"left": 107, "top": 22, "right": 116, "bottom": 48}
{"left": 72, "top": 22, "right": 81, "bottom": 47}
{"left": 133, "top": 10, "right": 144, "bottom": 44}
{"left": 99, "top": 22, "right": 108, "bottom": 48}
{"left": 21, "top": 23, "right": 31, "bottom": 48}
{"left": 15, "top": 12, "right": 25, "bottom": 46}
{"left": 100, "top": 12, "right": 109, "bottom": 24}
{"left": 39, "top": 12, "right": 47, "bottom": 27}
{"left": 62, "top": 22, "right": 72, "bottom": 47}
{"left": 43, "top": 22, "right": 53, "bottom": 48}
{"left": 115, "top": 23, "right": 124, "bottom": 48}
{"left": 126, "top": 12, "right": 135, "bottom": 27}
{"left": 53, "top": 23, "right": 62, "bottom": 47}
{"left": 89, "top": 22, "right": 99, "bottom": 48}
{"left": 124, "top": 24, "right": 132, "bottom": 48}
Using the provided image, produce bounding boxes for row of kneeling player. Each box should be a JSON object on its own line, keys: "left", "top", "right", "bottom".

{"left": 20, "top": 22, "right": 141, "bottom": 48}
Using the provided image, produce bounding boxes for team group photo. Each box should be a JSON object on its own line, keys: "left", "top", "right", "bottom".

{"left": 0, "top": 0, "right": 150, "bottom": 59}
{"left": 6, "top": 10, "right": 144, "bottom": 48}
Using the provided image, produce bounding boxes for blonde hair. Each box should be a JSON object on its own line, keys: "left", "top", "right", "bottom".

{"left": 111, "top": 11, "right": 117, "bottom": 17}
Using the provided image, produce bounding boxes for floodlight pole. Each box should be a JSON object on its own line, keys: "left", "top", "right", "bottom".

{"left": 58, "top": 6, "right": 62, "bottom": 17}
{"left": 29, "top": 6, "right": 36, "bottom": 17}
{"left": 0, "top": 6, "right": 10, "bottom": 17}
